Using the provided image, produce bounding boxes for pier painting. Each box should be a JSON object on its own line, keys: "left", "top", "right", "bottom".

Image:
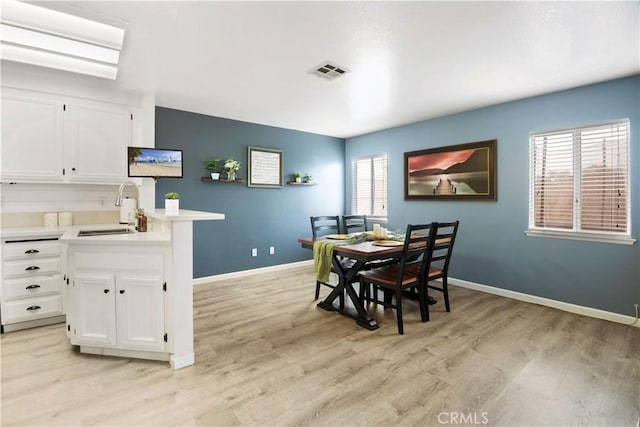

{"left": 404, "top": 140, "right": 496, "bottom": 200}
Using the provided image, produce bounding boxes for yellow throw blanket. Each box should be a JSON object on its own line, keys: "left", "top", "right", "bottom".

{"left": 313, "top": 240, "right": 341, "bottom": 282}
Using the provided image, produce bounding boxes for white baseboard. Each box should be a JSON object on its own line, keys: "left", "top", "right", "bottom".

{"left": 449, "top": 277, "right": 639, "bottom": 328}
{"left": 192, "top": 262, "right": 638, "bottom": 328}
{"left": 193, "top": 260, "right": 314, "bottom": 285}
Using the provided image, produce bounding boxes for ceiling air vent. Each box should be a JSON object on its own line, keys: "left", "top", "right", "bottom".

{"left": 308, "top": 61, "right": 349, "bottom": 80}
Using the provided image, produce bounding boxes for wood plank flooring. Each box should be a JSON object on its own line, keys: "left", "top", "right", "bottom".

{"left": 2, "top": 265, "right": 638, "bottom": 426}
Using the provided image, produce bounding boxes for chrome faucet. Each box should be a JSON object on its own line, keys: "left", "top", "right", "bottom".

{"left": 115, "top": 180, "right": 138, "bottom": 206}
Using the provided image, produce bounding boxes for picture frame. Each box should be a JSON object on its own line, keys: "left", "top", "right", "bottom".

{"left": 404, "top": 139, "right": 497, "bottom": 201}
{"left": 248, "top": 146, "right": 283, "bottom": 188}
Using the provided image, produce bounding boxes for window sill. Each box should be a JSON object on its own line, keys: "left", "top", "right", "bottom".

{"left": 524, "top": 229, "right": 636, "bottom": 245}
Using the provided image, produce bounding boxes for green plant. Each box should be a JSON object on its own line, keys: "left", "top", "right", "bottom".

{"left": 165, "top": 192, "right": 179, "bottom": 199}
{"left": 224, "top": 157, "right": 241, "bottom": 174}
{"left": 204, "top": 158, "right": 223, "bottom": 172}
{"left": 293, "top": 172, "right": 302, "bottom": 179}
{"left": 303, "top": 173, "right": 313, "bottom": 183}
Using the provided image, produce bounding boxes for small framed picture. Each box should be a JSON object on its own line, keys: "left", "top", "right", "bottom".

{"left": 248, "top": 146, "right": 283, "bottom": 188}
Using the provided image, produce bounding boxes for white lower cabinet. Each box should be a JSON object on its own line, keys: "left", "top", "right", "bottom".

{"left": 73, "top": 272, "right": 116, "bottom": 347}
{"left": 116, "top": 275, "right": 165, "bottom": 351}
{"left": 1, "top": 234, "right": 65, "bottom": 331}
{"left": 67, "top": 246, "right": 168, "bottom": 355}
{"left": 72, "top": 272, "right": 165, "bottom": 351}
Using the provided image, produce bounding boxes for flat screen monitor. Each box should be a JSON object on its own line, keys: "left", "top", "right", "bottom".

{"left": 128, "top": 147, "right": 183, "bottom": 178}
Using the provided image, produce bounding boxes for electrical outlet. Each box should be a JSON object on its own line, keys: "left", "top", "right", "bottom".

{"left": 269, "top": 246, "right": 275, "bottom": 255}
{"left": 251, "top": 248, "right": 257, "bottom": 257}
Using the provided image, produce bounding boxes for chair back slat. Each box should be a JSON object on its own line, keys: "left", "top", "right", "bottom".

{"left": 310, "top": 215, "right": 340, "bottom": 238}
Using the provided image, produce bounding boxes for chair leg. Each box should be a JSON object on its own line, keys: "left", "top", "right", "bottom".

{"left": 395, "top": 287, "right": 404, "bottom": 335}
{"left": 315, "top": 281, "right": 321, "bottom": 300}
{"left": 443, "top": 277, "right": 450, "bottom": 312}
{"left": 416, "top": 284, "right": 428, "bottom": 322}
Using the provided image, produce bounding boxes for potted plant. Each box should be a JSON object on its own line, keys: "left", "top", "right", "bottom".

{"left": 303, "top": 173, "right": 313, "bottom": 183}
{"left": 165, "top": 192, "right": 179, "bottom": 213}
{"left": 224, "top": 157, "right": 240, "bottom": 181}
{"left": 204, "top": 159, "right": 223, "bottom": 180}
{"left": 293, "top": 172, "right": 302, "bottom": 183}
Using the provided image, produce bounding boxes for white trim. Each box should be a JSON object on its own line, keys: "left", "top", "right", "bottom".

{"left": 193, "top": 260, "right": 314, "bottom": 285}
{"left": 524, "top": 229, "right": 636, "bottom": 245}
{"left": 449, "top": 277, "right": 639, "bottom": 327}
{"left": 193, "top": 261, "right": 639, "bottom": 328}
{"left": 170, "top": 353, "right": 195, "bottom": 370}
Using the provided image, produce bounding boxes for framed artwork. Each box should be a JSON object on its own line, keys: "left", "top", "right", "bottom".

{"left": 248, "top": 146, "right": 283, "bottom": 188}
{"left": 404, "top": 139, "right": 497, "bottom": 201}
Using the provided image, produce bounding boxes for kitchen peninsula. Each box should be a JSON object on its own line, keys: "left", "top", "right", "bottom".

{"left": 61, "top": 209, "right": 224, "bottom": 369}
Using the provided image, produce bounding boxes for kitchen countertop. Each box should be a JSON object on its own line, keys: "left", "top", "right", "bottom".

{"left": 59, "top": 224, "right": 171, "bottom": 246}
{"left": 147, "top": 209, "right": 225, "bottom": 222}
{"left": 2, "top": 209, "right": 224, "bottom": 244}
{"left": 1, "top": 226, "right": 67, "bottom": 239}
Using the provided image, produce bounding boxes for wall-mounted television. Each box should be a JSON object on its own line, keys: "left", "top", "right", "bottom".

{"left": 128, "top": 147, "right": 183, "bottom": 178}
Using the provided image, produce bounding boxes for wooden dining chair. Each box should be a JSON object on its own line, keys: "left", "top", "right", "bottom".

{"left": 342, "top": 215, "right": 367, "bottom": 233}
{"left": 342, "top": 214, "right": 399, "bottom": 300}
{"left": 358, "top": 223, "right": 437, "bottom": 334}
{"left": 311, "top": 215, "right": 341, "bottom": 238}
{"left": 424, "top": 220, "right": 459, "bottom": 314}
{"left": 310, "top": 215, "right": 354, "bottom": 300}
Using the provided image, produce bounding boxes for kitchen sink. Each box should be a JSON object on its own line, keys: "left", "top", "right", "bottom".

{"left": 77, "top": 228, "right": 133, "bottom": 237}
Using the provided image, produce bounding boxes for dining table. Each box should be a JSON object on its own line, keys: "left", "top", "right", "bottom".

{"left": 298, "top": 235, "right": 406, "bottom": 330}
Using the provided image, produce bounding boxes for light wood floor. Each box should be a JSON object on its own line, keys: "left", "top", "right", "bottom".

{"left": 1, "top": 266, "right": 638, "bottom": 426}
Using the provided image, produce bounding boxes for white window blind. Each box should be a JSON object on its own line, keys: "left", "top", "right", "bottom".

{"left": 352, "top": 154, "right": 387, "bottom": 219}
{"left": 529, "top": 120, "right": 630, "bottom": 240}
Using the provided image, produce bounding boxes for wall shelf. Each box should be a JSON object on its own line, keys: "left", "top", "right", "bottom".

{"left": 287, "top": 181, "right": 317, "bottom": 186}
{"left": 201, "top": 177, "right": 246, "bottom": 183}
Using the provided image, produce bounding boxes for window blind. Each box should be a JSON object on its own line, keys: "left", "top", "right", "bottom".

{"left": 529, "top": 120, "right": 630, "bottom": 236}
{"left": 352, "top": 154, "right": 387, "bottom": 219}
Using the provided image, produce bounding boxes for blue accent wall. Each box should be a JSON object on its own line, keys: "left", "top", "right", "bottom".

{"left": 345, "top": 75, "right": 640, "bottom": 316}
{"left": 155, "top": 107, "right": 345, "bottom": 277}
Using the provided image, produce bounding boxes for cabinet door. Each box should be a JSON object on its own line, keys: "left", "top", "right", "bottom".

{"left": 72, "top": 272, "right": 116, "bottom": 347}
{"left": 64, "top": 99, "right": 131, "bottom": 183}
{"left": 1, "top": 88, "right": 64, "bottom": 182}
{"left": 116, "top": 274, "right": 165, "bottom": 352}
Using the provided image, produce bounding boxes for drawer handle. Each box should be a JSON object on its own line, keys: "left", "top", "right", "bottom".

{"left": 25, "top": 284, "right": 41, "bottom": 290}
{"left": 104, "top": 289, "right": 110, "bottom": 294}
{"left": 119, "top": 290, "right": 125, "bottom": 294}
{"left": 24, "top": 249, "right": 40, "bottom": 254}
{"left": 26, "top": 305, "right": 41, "bottom": 311}
{"left": 25, "top": 266, "right": 40, "bottom": 271}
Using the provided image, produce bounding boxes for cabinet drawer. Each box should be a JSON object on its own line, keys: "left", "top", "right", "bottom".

{"left": 3, "top": 274, "right": 62, "bottom": 300}
{"left": 2, "top": 258, "right": 60, "bottom": 278}
{"left": 3, "top": 295, "right": 63, "bottom": 324}
{"left": 2, "top": 240, "right": 60, "bottom": 260}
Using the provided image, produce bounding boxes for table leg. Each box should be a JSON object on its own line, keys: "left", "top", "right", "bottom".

{"left": 316, "top": 257, "right": 379, "bottom": 330}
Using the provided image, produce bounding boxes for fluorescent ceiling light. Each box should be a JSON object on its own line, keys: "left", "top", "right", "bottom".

{"left": 0, "top": 0, "right": 125, "bottom": 79}
{"left": 1, "top": 24, "right": 120, "bottom": 64}
{"left": 1, "top": 43, "right": 118, "bottom": 79}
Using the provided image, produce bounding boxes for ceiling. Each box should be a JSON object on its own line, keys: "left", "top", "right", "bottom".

{"left": 7, "top": 1, "right": 640, "bottom": 138}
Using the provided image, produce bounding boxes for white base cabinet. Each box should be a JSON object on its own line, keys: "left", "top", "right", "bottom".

{"left": 67, "top": 245, "right": 169, "bottom": 357}
{"left": 1, "top": 233, "right": 65, "bottom": 331}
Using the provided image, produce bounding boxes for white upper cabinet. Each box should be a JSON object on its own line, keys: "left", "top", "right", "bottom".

{"left": 64, "top": 99, "right": 130, "bottom": 183}
{"left": 1, "top": 88, "right": 65, "bottom": 182}
{"left": 1, "top": 87, "right": 136, "bottom": 184}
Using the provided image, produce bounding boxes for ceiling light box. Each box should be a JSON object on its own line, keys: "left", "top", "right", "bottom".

{"left": 0, "top": 0, "right": 125, "bottom": 79}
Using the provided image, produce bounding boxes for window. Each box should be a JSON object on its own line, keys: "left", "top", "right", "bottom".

{"left": 352, "top": 154, "right": 387, "bottom": 219}
{"left": 527, "top": 120, "right": 633, "bottom": 244}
